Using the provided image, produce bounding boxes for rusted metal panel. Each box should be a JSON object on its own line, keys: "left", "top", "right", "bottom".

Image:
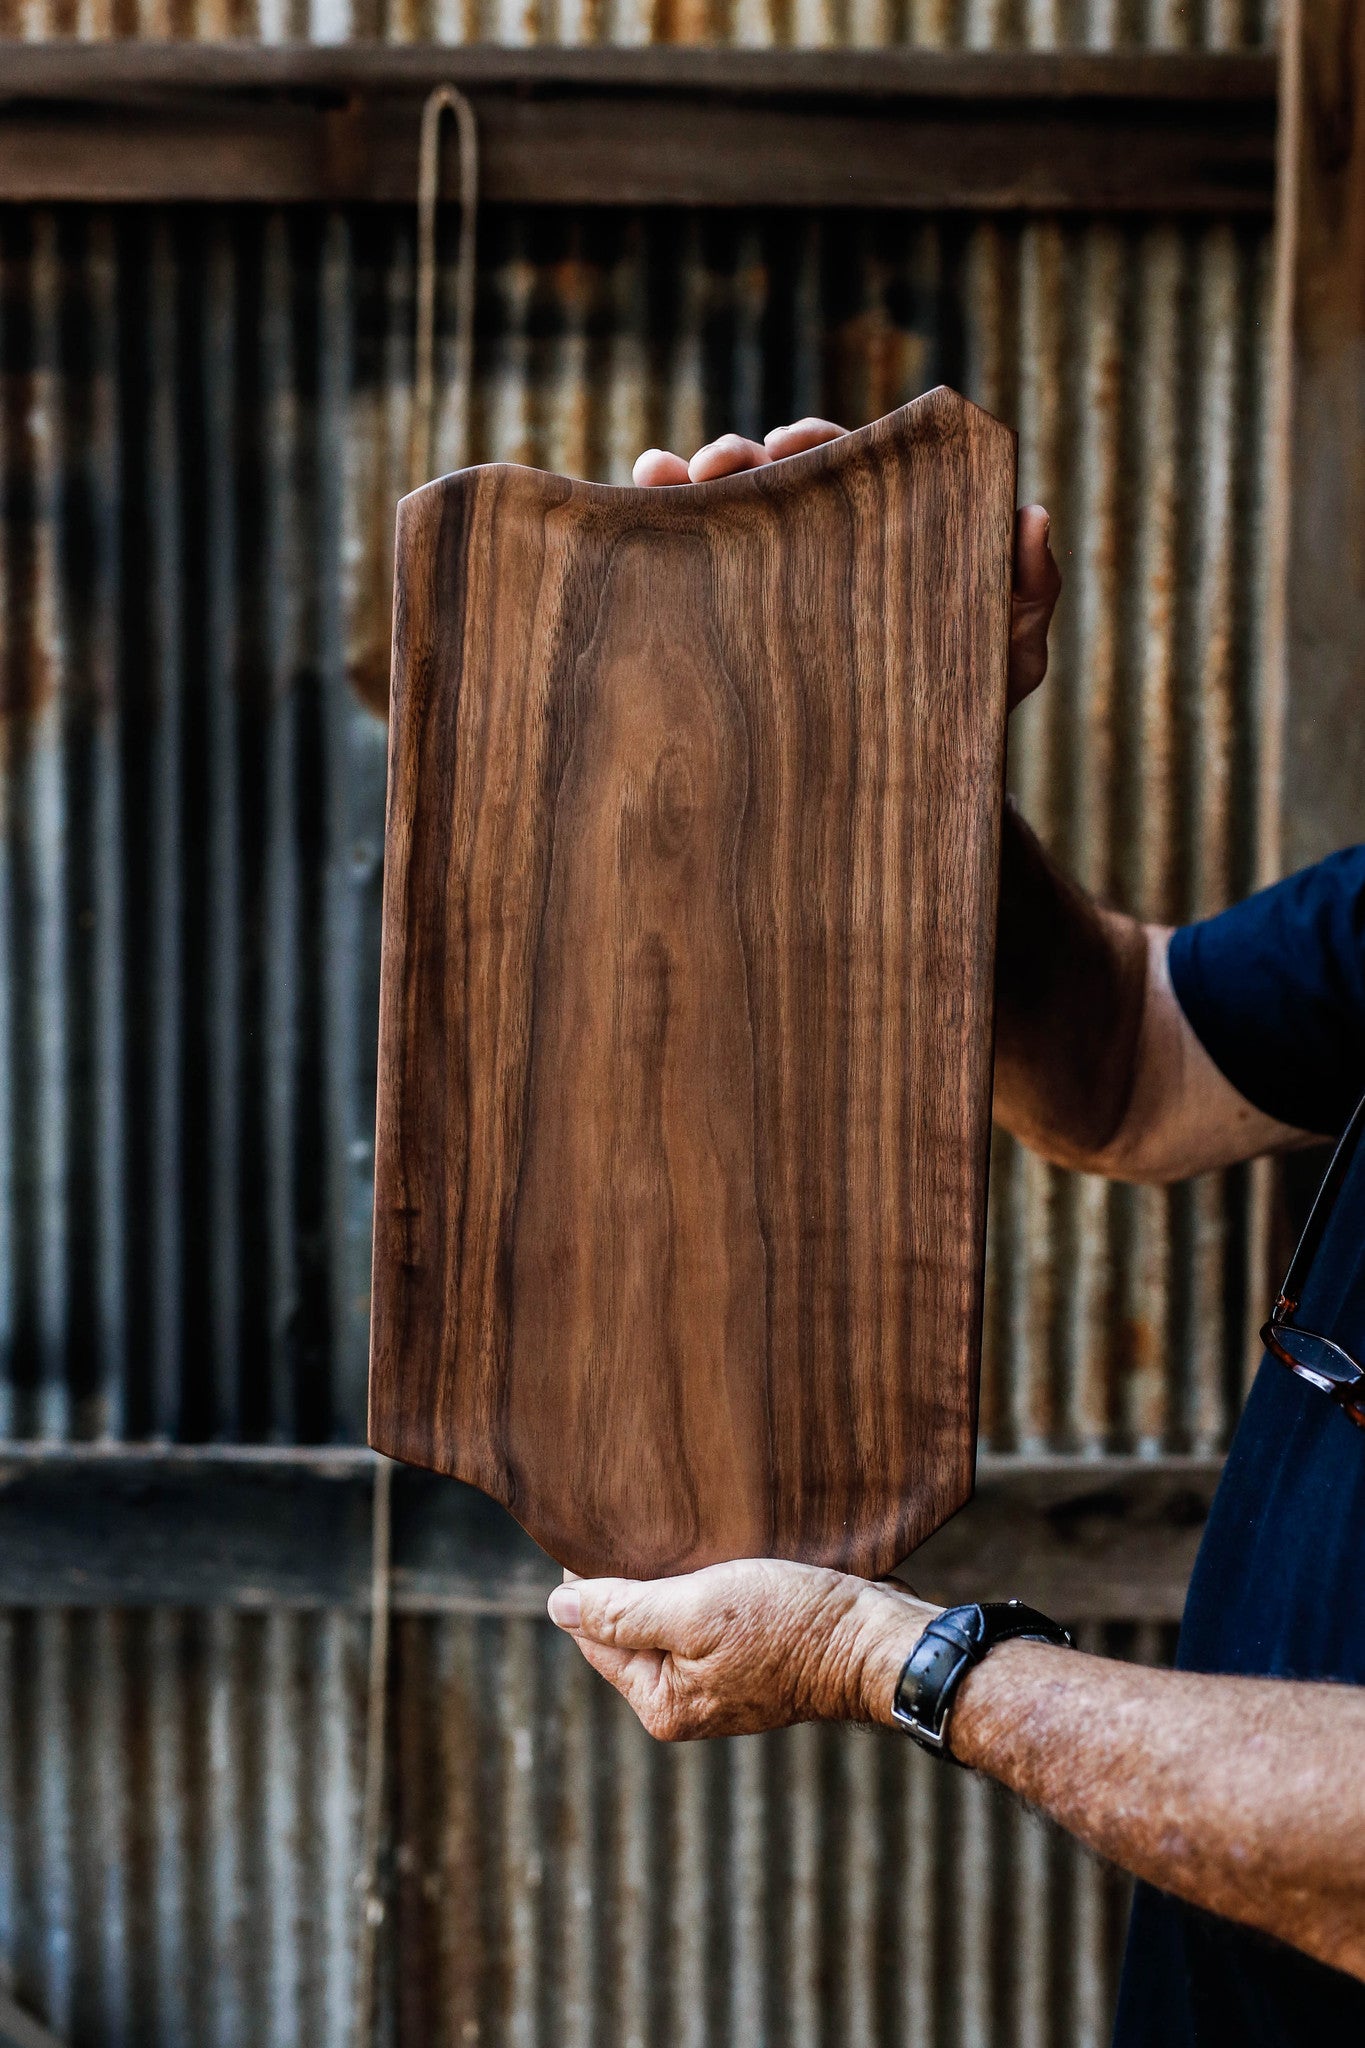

{"left": 387, "top": 1614, "right": 1153, "bottom": 2048}
{"left": 0, "top": 181, "right": 1272, "bottom": 2048}
{"left": 0, "top": 206, "right": 1270, "bottom": 1456}
{"left": 0, "top": 0, "right": 1278, "bottom": 46}
{"left": 0, "top": 1604, "right": 1169, "bottom": 2048}
{"left": 972, "top": 214, "right": 1272, "bottom": 1457}
{"left": 0, "top": 1608, "right": 368, "bottom": 2047}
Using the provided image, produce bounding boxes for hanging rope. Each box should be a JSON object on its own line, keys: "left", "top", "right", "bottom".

{"left": 409, "top": 84, "right": 480, "bottom": 491}
{"left": 354, "top": 85, "right": 480, "bottom": 2048}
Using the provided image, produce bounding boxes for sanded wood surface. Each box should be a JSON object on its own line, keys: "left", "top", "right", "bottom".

{"left": 370, "top": 390, "right": 1015, "bottom": 1579}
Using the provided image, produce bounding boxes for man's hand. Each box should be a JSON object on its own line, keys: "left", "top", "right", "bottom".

{"left": 547, "top": 1557, "right": 935, "bottom": 1740}
{"left": 632, "top": 416, "right": 1061, "bottom": 711}
{"left": 550, "top": 1560, "right": 1365, "bottom": 1981}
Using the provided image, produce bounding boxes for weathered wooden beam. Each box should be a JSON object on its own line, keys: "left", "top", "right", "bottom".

{"left": 1263, "top": 0, "right": 1365, "bottom": 879}
{"left": 908, "top": 1457, "right": 1219, "bottom": 1620}
{"left": 0, "top": 42, "right": 1281, "bottom": 101}
{"left": 0, "top": 1445, "right": 1219, "bottom": 1619}
{"left": 0, "top": 43, "right": 1277, "bottom": 211}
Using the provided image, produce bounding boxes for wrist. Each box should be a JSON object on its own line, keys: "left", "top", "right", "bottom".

{"left": 884, "top": 1599, "right": 1075, "bottom": 1759}
{"left": 838, "top": 1584, "right": 942, "bottom": 1727}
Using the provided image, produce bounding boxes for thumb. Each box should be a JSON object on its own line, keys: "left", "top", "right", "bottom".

{"left": 1013, "top": 503, "right": 1061, "bottom": 610}
{"left": 548, "top": 1574, "right": 713, "bottom": 1655}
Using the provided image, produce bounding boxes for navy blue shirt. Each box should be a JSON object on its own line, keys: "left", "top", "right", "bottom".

{"left": 1112, "top": 846, "right": 1365, "bottom": 2047}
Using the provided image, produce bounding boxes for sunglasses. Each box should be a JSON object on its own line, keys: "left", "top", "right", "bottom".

{"left": 1260, "top": 1090, "right": 1365, "bottom": 1429}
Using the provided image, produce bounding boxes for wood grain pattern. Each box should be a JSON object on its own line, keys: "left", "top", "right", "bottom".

{"left": 369, "top": 389, "right": 1016, "bottom": 1580}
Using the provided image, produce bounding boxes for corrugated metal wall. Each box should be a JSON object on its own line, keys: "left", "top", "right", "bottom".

{"left": 0, "top": 207, "right": 1271, "bottom": 1457}
{"left": 0, "top": 1610, "right": 1172, "bottom": 2048}
{"left": 0, "top": 21, "right": 1278, "bottom": 2047}
{"left": 0, "top": 0, "right": 1277, "bottom": 50}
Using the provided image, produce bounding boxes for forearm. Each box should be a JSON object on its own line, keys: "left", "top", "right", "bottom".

{"left": 992, "top": 804, "right": 1313, "bottom": 1176}
{"left": 855, "top": 1611, "right": 1365, "bottom": 1978}
{"left": 993, "top": 800, "right": 1149, "bottom": 1170}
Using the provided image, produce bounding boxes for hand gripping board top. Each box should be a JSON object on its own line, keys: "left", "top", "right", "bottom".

{"left": 369, "top": 389, "right": 1017, "bottom": 1582}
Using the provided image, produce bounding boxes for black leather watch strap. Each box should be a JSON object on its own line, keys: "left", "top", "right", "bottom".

{"left": 891, "top": 1599, "right": 1072, "bottom": 1760}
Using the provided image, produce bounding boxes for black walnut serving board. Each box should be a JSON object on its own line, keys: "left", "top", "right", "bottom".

{"left": 369, "top": 388, "right": 1017, "bottom": 1580}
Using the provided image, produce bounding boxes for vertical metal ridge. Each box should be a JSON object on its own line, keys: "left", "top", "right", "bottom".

{"left": 948, "top": 1763, "right": 995, "bottom": 2046}
{"left": 782, "top": 1720, "right": 821, "bottom": 2048}
{"left": 85, "top": 215, "right": 129, "bottom": 1445}
{"left": 319, "top": 1612, "right": 361, "bottom": 2048}
{"left": 0, "top": 217, "right": 17, "bottom": 1446}
{"left": 262, "top": 212, "right": 306, "bottom": 1446}
{"left": 501, "top": 1617, "right": 540, "bottom": 2048}
{"left": 322, "top": 208, "right": 386, "bottom": 1446}
{"left": 1121, "top": 224, "right": 1184, "bottom": 1454}
{"left": 895, "top": 1734, "right": 935, "bottom": 2048}
{"left": 607, "top": 1668, "right": 652, "bottom": 2048}
{"left": 33, "top": 1613, "right": 77, "bottom": 2040}
{"left": 665, "top": 1739, "right": 707, "bottom": 2047}
{"left": 546, "top": 1631, "right": 595, "bottom": 2048}
{"left": 147, "top": 1609, "right": 193, "bottom": 2047}
{"left": 262, "top": 1613, "right": 305, "bottom": 2044}
{"left": 834, "top": 1729, "right": 879, "bottom": 2046}
{"left": 27, "top": 215, "right": 71, "bottom": 1443}
{"left": 727, "top": 1737, "right": 765, "bottom": 2047}
{"left": 1064, "top": 224, "right": 1125, "bottom": 1458}
{"left": 204, "top": 1609, "right": 251, "bottom": 2048}
{"left": 1000, "top": 218, "right": 1068, "bottom": 1457}
{"left": 202, "top": 225, "right": 245, "bottom": 1444}
{"left": 147, "top": 217, "right": 187, "bottom": 1443}
{"left": 1184, "top": 223, "right": 1240, "bottom": 1454}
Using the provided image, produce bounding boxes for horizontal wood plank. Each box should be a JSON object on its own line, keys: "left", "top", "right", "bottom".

{"left": 0, "top": 42, "right": 1279, "bottom": 102}
{"left": 0, "top": 43, "right": 1276, "bottom": 210}
{"left": 0, "top": 1445, "right": 1221, "bottom": 1619}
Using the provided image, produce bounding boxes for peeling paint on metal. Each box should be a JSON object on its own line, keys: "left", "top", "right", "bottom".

{"left": 0, "top": 84, "right": 1274, "bottom": 2047}
{"left": 0, "top": 1597, "right": 1174, "bottom": 2046}
{"left": 0, "top": 206, "right": 1271, "bottom": 1456}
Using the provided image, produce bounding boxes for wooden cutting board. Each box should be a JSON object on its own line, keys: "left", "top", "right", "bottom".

{"left": 369, "top": 388, "right": 1016, "bottom": 1581}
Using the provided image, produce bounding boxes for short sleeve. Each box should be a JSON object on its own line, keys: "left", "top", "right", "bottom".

{"left": 1167, "top": 847, "right": 1365, "bottom": 1138}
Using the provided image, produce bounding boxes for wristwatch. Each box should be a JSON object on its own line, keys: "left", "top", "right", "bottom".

{"left": 891, "top": 1599, "right": 1073, "bottom": 1760}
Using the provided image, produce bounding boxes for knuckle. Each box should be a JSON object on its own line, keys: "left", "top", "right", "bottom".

{"left": 592, "top": 1590, "right": 631, "bottom": 1646}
